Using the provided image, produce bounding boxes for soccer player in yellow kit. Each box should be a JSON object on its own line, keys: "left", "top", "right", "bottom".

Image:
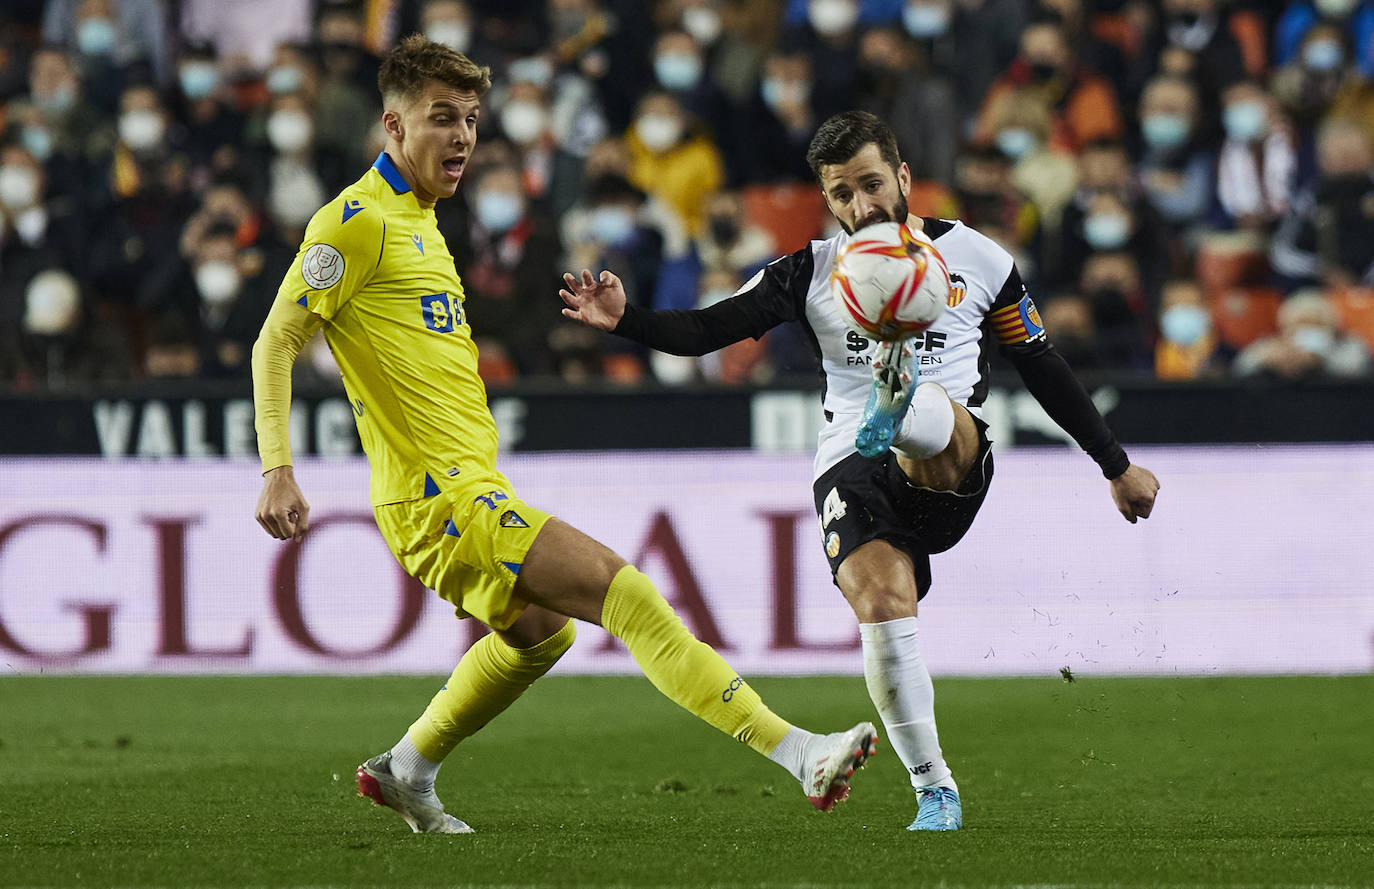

{"left": 250, "top": 35, "right": 876, "bottom": 834}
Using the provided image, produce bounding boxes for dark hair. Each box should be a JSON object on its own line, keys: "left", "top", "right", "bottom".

{"left": 805, "top": 110, "right": 902, "bottom": 181}
{"left": 377, "top": 34, "right": 491, "bottom": 105}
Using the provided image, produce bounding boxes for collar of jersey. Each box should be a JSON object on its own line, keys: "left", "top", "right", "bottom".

{"left": 372, "top": 152, "right": 411, "bottom": 194}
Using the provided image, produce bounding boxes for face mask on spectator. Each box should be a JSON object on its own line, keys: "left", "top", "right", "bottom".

{"left": 1302, "top": 39, "right": 1344, "bottom": 71}
{"left": 24, "top": 270, "right": 80, "bottom": 336}
{"left": 508, "top": 56, "right": 554, "bottom": 88}
{"left": 22, "top": 126, "right": 54, "bottom": 162}
{"left": 995, "top": 127, "right": 1037, "bottom": 160}
{"left": 426, "top": 21, "right": 471, "bottom": 52}
{"left": 195, "top": 260, "right": 242, "bottom": 306}
{"left": 655, "top": 53, "right": 703, "bottom": 91}
{"left": 635, "top": 113, "right": 682, "bottom": 152}
{"left": 119, "top": 110, "right": 165, "bottom": 151}
{"left": 1141, "top": 113, "right": 1190, "bottom": 151}
{"left": 34, "top": 83, "right": 76, "bottom": 115}
{"left": 500, "top": 101, "right": 548, "bottom": 145}
{"left": 1314, "top": 0, "right": 1357, "bottom": 18}
{"left": 762, "top": 78, "right": 809, "bottom": 112}
{"left": 808, "top": 0, "right": 859, "bottom": 36}
{"left": 682, "top": 7, "right": 723, "bottom": 44}
{"left": 76, "top": 18, "right": 118, "bottom": 57}
{"left": 1292, "top": 325, "right": 1334, "bottom": 354}
{"left": 0, "top": 165, "right": 40, "bottom": 210}
{"left": 267, "top": 65, "right": 305, "bottom": 95}
{"left": 1222, "top": 100, "right": 1266, "bottom": 142}
{"left": 475, "top": 190, "right": 524, "bottom": 233}
{"left": 903, "top": 2, "right": 951, "bottom": 37}
{"left": 588, "top": 205, "right": 636, "bottom": 246}
{"left": 1161, "top": 304, "right": 1210, "bottom": 346}
{"left": 1083, "top": 211, "right": 1132, "bottom": 249}
{"left": 180, "top": 62, "right": 219, "bottom": 100}
{"left": 267, "top": 110, "right": 313, "bottom": 153}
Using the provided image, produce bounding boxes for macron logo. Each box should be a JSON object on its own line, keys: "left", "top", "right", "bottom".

{"left": 341, "top": 200, "right": 363, "bottom": 224}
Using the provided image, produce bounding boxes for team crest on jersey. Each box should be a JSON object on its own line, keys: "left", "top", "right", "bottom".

{"left": 825, "top": 531, "right": 842, "bottom": 559}
{"left": 301, "top": 243, "right": 344, "bottom": 289}
{"left": 499, "top": 509, "right": 529, "bottom": 528}
{"left": 947, "top": 272, "right": 967, "bottom": 308}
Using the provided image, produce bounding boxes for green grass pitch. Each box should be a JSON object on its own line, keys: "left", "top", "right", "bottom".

{"left": 1, "top": 674, "right": 1371, "bottom": 888}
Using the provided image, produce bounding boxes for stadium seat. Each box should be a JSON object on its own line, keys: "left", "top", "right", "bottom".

{"left": 1331, "top": 287, "right": 1374, "bottom": 352}
{"left": 1211, "top": 287, "right": 1282, "bottom": 349}
{"left": 1196, "top": 231, "right": 1270, "bottom": 298}
{"left": 742, "top": 182, "right": 827, "bottom": 254}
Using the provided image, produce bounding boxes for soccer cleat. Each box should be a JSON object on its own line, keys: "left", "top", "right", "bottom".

{"left": 908, "top": 785, "right": 962, "bottom": 831}
{"left": 856, "top": 339, "right": 918, "bottom": 458}
{"left": 355, "top": 752, "right": 474, "bottom": 834}
{"left": 805, "top": 722, "right": 879, "bottom": 812}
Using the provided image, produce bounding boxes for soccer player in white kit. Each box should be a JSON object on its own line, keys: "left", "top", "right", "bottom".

{"left": 561, "top": 111, "right": 1160, "bottom": 831}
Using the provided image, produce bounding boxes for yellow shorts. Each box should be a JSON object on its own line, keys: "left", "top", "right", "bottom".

{"left": 374, "top": 466, "right": 551, "bottom": 630}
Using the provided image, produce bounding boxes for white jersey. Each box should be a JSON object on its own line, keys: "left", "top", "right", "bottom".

{"left": 802, "top": 219, "right": 1016, "bottom": 476}
{"left": 613, "top": 216, "right": 1128, "bottom": 483}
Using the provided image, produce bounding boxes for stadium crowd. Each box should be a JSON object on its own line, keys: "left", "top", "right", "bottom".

{"left": 0, "top": 0, "right": 1372, "bottom": 392}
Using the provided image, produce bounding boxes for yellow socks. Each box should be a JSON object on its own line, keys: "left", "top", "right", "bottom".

{"left": 407, "top": 619, "right": 576, "bottom": 762}
{"left": 601, "top": 565, "right": 791, "bottom": 756}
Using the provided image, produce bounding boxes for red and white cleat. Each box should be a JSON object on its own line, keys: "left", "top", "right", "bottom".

{"left": 355, "top": 752, "right": 474, "bottom": 834}
{"left": 804, "top": 722, "right": 879, "bottom": 812}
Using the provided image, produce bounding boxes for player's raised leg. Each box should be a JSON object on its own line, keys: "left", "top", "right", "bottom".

{"left": 838, "top": 541, "right": 961, "bottom": 830}
{"left": 357, "top": 605, "right": 575, "bottom": 833}
{"left": 515, "top": 517, "right": 878, "bottom": 811}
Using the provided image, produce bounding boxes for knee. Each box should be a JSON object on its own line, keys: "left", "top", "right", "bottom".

{"left": 841, "top": 582, "right": 916, "bottom": 623}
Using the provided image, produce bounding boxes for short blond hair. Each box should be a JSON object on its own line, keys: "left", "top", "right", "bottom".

{"left": 378, "top": 34, "right": 490, "bottom": 105}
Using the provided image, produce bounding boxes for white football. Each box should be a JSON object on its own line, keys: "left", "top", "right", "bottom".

{"left": 829, "top": 221, "right": 951, "bottom": 340}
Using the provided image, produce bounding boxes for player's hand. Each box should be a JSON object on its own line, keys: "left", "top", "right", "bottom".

{"left": 255, "top": 466, "right": 311, "bottom": 542}
{"left": 559, "top": 268, "right": 626, "bottom": 331}
{"left": 1109, "top": 464, "right": 1159, "bottom": 524}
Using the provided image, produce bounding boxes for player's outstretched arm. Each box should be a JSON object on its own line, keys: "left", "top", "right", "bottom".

{"left": 559, "top": 268, "right": 626, "bottom": 331}
{"left": 1109, "top": 464, "right": 1160, "bottom": 524}
{"left": 251, "top": 297, "right": 322, "bottom": 542}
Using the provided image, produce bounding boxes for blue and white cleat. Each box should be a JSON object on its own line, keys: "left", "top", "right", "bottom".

{"left": 908, "top": 785, "right": 962, "bottom": 831}
{"left": 856, "top": 339, "right": 918, "bottom": 458}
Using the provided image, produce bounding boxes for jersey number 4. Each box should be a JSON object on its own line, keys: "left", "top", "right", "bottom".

{"left": 821, "top": 487, "right": 847, "bottom": 527}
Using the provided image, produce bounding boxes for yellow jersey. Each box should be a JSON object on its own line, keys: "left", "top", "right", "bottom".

{"left": 275, "top": 152, "right": 498, "bottom": 506}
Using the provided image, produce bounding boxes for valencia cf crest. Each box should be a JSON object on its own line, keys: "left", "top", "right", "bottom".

{"left": 947, "top": 272, "right": 967, "bottom": 308}
{"left": 825, "top": 531, "right": 842, "bottom": 559}
{"left": 499, "top": 509, "right": 529, "bottom": 528}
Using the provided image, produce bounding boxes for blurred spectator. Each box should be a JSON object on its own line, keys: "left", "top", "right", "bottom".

{"left": 694, "top": 265, "right": 774, "bottom": 384}
{"left": 1137, "top": 74, "right": 1214, "bottom": 229}
{"left": 1053, "top": 139, "right": 1171, "bottom": 291}
{"left": 625, "top": 90, "right": 723, "bottom": 236}
{"left": 497, "top": 80, "right": 558, "bottom": 201}
{"left": 1310, "top": 119, "right": 1374, "bottom": 287}
{"left": 172, "top": 44, "right": 246, "bottom": 193}
{"left": 650, "top": 28, "right": 734, "bottom": 151}
{"left": 1272, "top": 21, "right": 1374, "bottom": 151}
{"left": 695, "top": 189, "right": 777, "bottom": 275}
{"left": 1273, "top": 0, "right": 1374, "bottom": 79}
{"left": 699, "top": 0, "right": 777, "bottom": 107}
{"left": 314, "top": 6, "right": 382, "bottom": 171}
{"left": 43, "top": 0, "right": 168, "bottom": 87}
{"left": 735, "top": 48, "right": 816, "bottom": 184}
{"left": 1269, "top": 116, "right": 1370, "bottom": 286}
{"left": 785, "top": 0, "right": 864, "bottom": 122}
{"left": 1038, "top": 292, "right": 1106, "bottom": 370}
{"left": 182, "top": 223, "right": 274, "bottom": 377}
{"left": 181, "top": 0, "right": 313, "bottom": 74}
{"left": 973, "top": 14, "right": 1124, "bottom": 153}
{"left": 1152, "top": 0, "right": 1248, "bottom": 106}
{"left": 450, "top": 162, "right": 562, "bottom": 376}
{"left": 255, "top": 92, "right": 350, "bottom": 238}
{"left": 951, "top": 145, "right": 1037, "bottom": 273}
{"left": 1215, "top": 79, "right": 1297, "bottom": 229}
{"left": 15, "top": 46, "right": 107, "bottom": 205}
{"left": 1078, "top": 250, "right": 1153, "bottom": 369}
{"left": 1233, "top": 287, "right": 1371, "bottom": 376}
{"left": 857, "top": 24, "right": 959, "bottom": 185}
{"left": 420, "top": 0, "right": 477, "bottom": 55}
{"left": 1154, "top": 277, "right": 1228, "bottom": 378}
{"left": 988, "top": 86, "right": 1078, "bottom": 230}
{"left": 947, "top": 0, "right": 1030, "bottom": 113}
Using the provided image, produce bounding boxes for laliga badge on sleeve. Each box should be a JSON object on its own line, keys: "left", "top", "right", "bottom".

{"left": 302, "top": 243, "right": 345, "bottom": 290}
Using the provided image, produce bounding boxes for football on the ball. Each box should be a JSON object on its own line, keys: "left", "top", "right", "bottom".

{"left": 829, "top": 221, "right": 951, "bottom": 340}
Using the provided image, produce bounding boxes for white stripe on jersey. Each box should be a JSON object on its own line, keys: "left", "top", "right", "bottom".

{"left": 809, "top": 219, "right": 1014, "bottom": 479}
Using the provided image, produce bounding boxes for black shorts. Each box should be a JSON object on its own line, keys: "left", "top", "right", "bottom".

{"left": 811, "top": 418, "right": 994, "bottom": 599}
